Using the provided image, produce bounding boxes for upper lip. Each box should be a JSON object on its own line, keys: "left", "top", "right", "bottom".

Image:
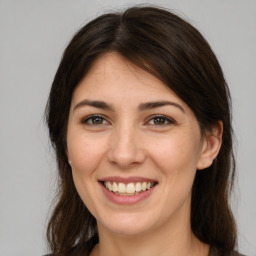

{"left": 99, "top": 176, "right": 158, "bottom": 184}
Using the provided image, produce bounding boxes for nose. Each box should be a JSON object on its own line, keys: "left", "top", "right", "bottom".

{"left": 107, "top": 125, "right": 146, "bottom": 169}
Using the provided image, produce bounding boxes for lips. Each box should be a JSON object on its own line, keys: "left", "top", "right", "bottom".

{"left": 99, "top": 176, "right": 158, "bottom": 205}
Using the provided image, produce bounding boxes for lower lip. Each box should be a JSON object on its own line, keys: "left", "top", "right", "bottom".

{"left": 99, "top": 182, "right": 157, "bottom": 205}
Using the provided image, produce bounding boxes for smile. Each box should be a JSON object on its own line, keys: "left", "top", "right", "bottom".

{"left": 103, "top": 181, "right": 155, "bottom": 196}
{"left": 99, "top": 177, "right": 158, "bottom": 205}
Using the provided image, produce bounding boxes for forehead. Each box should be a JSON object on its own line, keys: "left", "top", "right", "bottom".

{"left": 72, "top": 53, "right": 184, "bottom": 105}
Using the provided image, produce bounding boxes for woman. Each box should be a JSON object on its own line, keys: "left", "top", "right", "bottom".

{"left": 45, "top": 6, "right": 244, "bottom": 256}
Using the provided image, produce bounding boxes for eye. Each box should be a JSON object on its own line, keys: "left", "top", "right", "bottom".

{"left": 82, "top": 115, "right": 108, "bottom": 125}
{"left": 147, "top": 115, "right": 175, "bottom": 126}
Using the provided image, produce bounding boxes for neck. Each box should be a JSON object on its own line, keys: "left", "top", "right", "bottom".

{"left": 91, "top": 207, "right": 209, "bottom": 256}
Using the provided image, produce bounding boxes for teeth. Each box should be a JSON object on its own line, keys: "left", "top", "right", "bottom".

{"left": 104, "top": 181, "right": 155, "bottom": 195}
{"left": 126, "top": 183, "right": 135, "bottom": 193}
{"left": 106, "top": 181, "right": 113, "bottom": 191}
{"left": 142, "top": 182, "right": 147, "bottom": 191}
{"left": 112, "top": 182, "right": 118, "bottom": 192}
{"left": 118, "top": 183, "right": 126, "bottom": 193}
{"left": 135, "top": 182, "right": 141, "bottom": 192}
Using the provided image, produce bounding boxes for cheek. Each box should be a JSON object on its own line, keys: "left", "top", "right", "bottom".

{"left": 67, "top": 132, "right": 107, "bottom": 174}
{"left": 146, "top": 131, "right": 202, "bottom": 205}
{"left": 67, "top": 134, "right": 107, "bottom": 217}
{"left": 148, "top": 134, "right": 201, "bottom": 175}
{"left": 148, "top": 135, "right": 201, "bottom": 214}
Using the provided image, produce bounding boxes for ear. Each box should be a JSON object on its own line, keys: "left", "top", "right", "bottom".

{"left": 197, "top": 121, "right": 223, "bottom": 170}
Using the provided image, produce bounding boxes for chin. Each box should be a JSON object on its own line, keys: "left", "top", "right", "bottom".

{"left": 98, "top": 211, "right": 156, "bottom": 236}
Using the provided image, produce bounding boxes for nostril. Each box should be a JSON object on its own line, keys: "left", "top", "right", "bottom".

{"left": 107, "top": 148, "right": 146, "bottom": 168}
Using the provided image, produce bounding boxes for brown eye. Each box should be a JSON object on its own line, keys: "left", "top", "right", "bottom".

{"left": 91, "top": 116, "right": 104, "bottom": 124}
{"left": 82, "top": 115, "right": 108, "bottom": 125}
{"left": 147, "top": 115, "right": 175, "bottom": 126}
{"left": 153, "top": 117, "right": 166, "bottom": 125}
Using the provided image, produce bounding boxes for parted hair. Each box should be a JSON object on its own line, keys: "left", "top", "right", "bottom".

{"left": 45, "top": 5, "right": 237, "bottom": 256}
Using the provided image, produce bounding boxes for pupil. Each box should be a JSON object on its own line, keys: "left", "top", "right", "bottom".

{"left": 154, "top": 118, "right": 165, "bottom": 125}
{"left": 93, "top": 117, "right": 103, "bottom": 124}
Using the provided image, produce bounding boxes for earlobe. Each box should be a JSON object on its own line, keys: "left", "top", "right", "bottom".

{"left": 197, "top": 121, "right": 223, "bottom": 170}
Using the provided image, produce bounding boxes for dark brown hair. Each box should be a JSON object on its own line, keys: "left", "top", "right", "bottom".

{"left": 45, "top": 5, "right": 237, "bottom": 255}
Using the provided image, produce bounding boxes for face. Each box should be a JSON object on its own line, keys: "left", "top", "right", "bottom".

{"left": 66, "top": 53, "right": 209, "bottom": 237}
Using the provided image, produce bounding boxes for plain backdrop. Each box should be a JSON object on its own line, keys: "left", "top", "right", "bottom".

{"left": 0, "top": 0, "right": 255, "bottom": 255}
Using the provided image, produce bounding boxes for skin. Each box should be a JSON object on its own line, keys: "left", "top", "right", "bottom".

{"left": 66, "top": 53, "right": 222, "bottom": 256}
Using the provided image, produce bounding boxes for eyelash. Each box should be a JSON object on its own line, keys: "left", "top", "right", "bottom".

{"left": 81, "top": 114, "right": 176, "bottom": 127}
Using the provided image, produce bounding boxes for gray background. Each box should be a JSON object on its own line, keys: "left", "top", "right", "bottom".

{"left": 0, "top": 0, "right": 255, "bottom": 255}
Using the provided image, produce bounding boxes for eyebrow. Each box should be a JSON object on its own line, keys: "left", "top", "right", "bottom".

{"left": 73, "top": 99, "right": 185, "bottom": 113}
{"left": 138, "top": 101, "right": 185, "bottom": 113}
{"left": 73, "top": 100, "right": 114, "bottom": 112}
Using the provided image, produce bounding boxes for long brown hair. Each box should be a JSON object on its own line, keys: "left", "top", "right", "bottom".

{"left": 45, "top": 6, "right": 237, "bottom": 255}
